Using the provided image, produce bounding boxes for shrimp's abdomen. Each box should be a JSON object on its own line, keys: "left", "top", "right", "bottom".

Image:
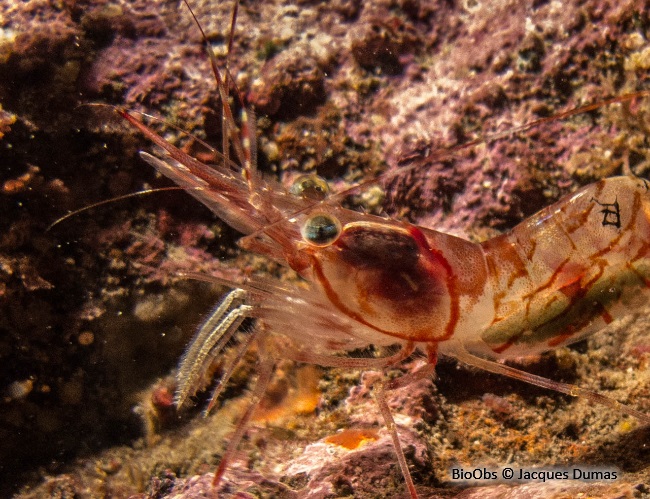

{"left": 475, "top": 176, "right": 650, "bottom": 358}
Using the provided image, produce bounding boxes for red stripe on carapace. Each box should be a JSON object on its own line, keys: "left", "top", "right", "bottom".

{"left": 408, "top": 226, "right": 460, "bottom": 341}
{"left": 311, "top": 257, "right": 438, "bottom": 343}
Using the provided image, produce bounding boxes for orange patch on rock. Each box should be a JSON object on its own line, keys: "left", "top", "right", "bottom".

{"left": 253, "top": 364, "right": 321, "bottom": 424}
{"left": 324, "top": 428, "right": 380, "bottom": 450}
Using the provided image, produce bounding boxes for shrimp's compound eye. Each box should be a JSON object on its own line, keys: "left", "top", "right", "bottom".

{"left": 301, "top": 213, "right": 341, "bottom": 246}
{"left": 290, "top": 174, "right": 330, "bottom": 200}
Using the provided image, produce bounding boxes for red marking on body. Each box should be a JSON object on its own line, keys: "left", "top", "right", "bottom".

{"left": 490, "top": 315, "right": 504, "bottom": 325}
{"left": 311, "top": 223, "right": 461, "bottom": 343}
{"left": 483, "top": 235, "right": 529, "bottom": 289}
{"left": 600, "top": 308, "right": 613, "bottom": 324}
{"left": 557, "top": 274, "right": 585, "bottom": 300}
{"left": 311, "top": 257, "right": 438, "bottom": 342}
{"left": 408, "top": 226, "right": 460, "bottom": 341}
{"left": 547, "top": 327, "right": 577, "bottom": 348}
{"left": 523, "top": 258, "right": 584, "bottom": 301}
{"left": 492, "top": 338, "right": 516, "bottom": 354}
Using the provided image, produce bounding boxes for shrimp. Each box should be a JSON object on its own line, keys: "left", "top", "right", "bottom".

{"left": 114, "top": 1, "right": 650, "bottom": 497}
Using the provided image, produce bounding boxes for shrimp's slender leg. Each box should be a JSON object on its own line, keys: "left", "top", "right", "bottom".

{"left": 374, "top": 356, "right": 438, "bottom": 499}
{"left": 450, "top": 342, "right": 650, "bottom": 425}
{"left": 286, "top": 342, "right": 415, "bottom": 369}
{"left": 204, "top": 327, "right": 258, "bottom": 415}
{"left": 212, "top": 345, "right": 275, "bottom": 487}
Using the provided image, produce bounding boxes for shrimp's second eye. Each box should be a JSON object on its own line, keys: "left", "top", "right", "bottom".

{"left": 301, "top": 213, "right": 341, "bottom": 246}
{"left": 290, "top": 174, "right": 330, "bottom": 200}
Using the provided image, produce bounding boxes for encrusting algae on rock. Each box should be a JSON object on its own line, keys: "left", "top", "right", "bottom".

{"left": 2, "top": 0, "right": 650, "bottom": 497}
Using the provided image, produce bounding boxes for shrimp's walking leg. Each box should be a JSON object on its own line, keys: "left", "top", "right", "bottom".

{"left": 212, "top": 347, "right": 275, "bottom": 487}
{"left": 287, "top": 342, "right": 415, "bottom": 369}
{"left": 204, "top": 328, "right": 258, "bottom": 415}
{"left": 450, "top": 342, "right": 650, "bottom": 425}
{"left": 374, "top": 355, "right": 437, "bottom": 499}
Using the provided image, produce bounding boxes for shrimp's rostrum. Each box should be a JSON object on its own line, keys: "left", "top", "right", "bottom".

{"left": 115, "top": 1, "right": 650, "bottom": 497}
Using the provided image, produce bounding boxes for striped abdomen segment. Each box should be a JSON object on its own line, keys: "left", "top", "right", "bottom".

{"left": 480, "top": 176, "right": 650, "bottom": 358}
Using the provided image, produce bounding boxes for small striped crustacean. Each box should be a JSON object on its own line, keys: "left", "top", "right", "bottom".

{"left": 117, "top": 2, "right": 650, "bottom": 497}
